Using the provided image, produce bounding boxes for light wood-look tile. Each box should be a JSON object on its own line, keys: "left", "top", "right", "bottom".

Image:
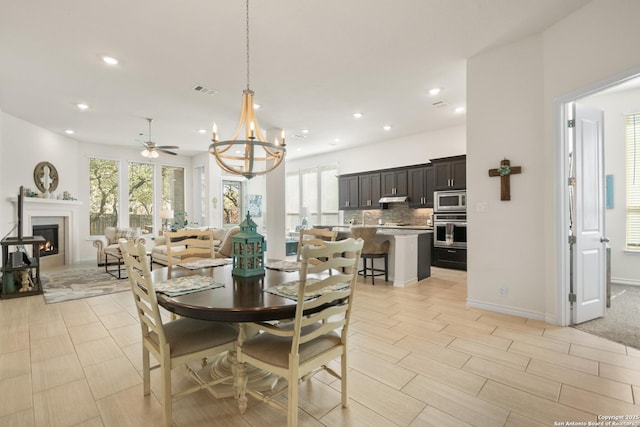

{"left": 402, "top": 374, "right": 508, "bottom": 427}
{"left": 477, "top": 380, "right": 595, "bottom": 424}
{"left": 462, "top": 356, "right": 561, "bottom": 401}
{"left": 32, "top": 378, "right": 100, "bottom": 426}
{"left": 526, "top": 359, "right": 634, "bottom": 403}
{"left": 508, "top": 341, "right": 599, "bottom": 375}
{"left": 2, "top": 266, "right": 638, "bottom": 426}
{"left": 83, "top": 355, "right": 142, "bottom": 400}
{"left": 559, "top": 384, "right": 640, "bottom": 417}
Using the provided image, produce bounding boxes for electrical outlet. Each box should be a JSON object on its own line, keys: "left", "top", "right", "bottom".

{"left": 499, "top": 287, "right": 508, "bottom": 297}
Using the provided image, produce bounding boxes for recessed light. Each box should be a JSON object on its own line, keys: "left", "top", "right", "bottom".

{"left": 455, "top": 106, "right": 465, "bottom": 113}
{"left": 253, "top": 103, "right": 261, "bottom": 109}
{"left": 102, "top": 56, "right": 119, "bottom": 65}
{"left": 428, "top": 87, "right": 441, "bottom": 96}
{"left": 76, "top": 103, "right": 89, "bottom": 110}
{"left": 383, "top": 125, "right": 392, "bottom": 131}
{"left": 301, "top": 129, "right": 309, "bottom": 134}
{"left": 353, "top": 112, "right": 363, "bottom": 119}
{"left": 334, "top": 138, "right": 341, "bottom": 143}
{"left": 198, "top": 129, "right": 207, "bottom": 134}
{"left": 65, "top": 129, "right": 75, "bottom": 134}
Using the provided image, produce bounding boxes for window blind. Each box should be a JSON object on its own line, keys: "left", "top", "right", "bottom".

{"left": 626, "top": 114, "right": 640, "bottom": 249}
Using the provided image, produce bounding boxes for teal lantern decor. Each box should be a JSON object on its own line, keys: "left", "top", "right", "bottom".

{"left": 232, "top": 211, "right": 265, "bottom": 277}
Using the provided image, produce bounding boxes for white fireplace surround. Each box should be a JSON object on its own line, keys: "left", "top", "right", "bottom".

{"left": 10, "top": 197, "right": 82, "bottom": 265}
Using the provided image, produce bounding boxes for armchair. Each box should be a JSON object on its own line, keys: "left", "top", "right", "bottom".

{"left": 93, "top": 227, "right": 146, "bottom": 266}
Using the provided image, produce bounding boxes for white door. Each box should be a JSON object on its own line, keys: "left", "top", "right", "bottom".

{"left": 572, "top": 103, "right": 606, "bottom": 324}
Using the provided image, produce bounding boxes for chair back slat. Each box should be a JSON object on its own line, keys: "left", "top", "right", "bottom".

{"left": 296, "top": 228, "right": 338, "bottom": 263}
{"left": 119, "top": 239, "right": 167, "bottom": 348}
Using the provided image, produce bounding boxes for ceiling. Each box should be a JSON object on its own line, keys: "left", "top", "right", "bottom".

{"left": 0, "top": 0, "right": 590, "bottom": 160}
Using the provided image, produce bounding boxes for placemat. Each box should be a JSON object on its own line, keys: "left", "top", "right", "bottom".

{"left": 265, "top": 260, "right": 301, "bottom": 272}
{"left": 154, "top": 274, "right": 225, "bottom": 297}
{"left": 176, "top": 258, "right": 232, "bottom": 269}
{"left": 264, "top": 279, "right": 349, "bottom": 301}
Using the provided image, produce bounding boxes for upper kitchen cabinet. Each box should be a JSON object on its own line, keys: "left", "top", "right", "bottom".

{"left": 381, "top": 169, "right": 408, "bottom": 196}
{"left": 338, "top": 175, "right": 359, "bottom": 210}
{"left": 359, "top": 173, "right": 381, "bottom": 209}
{"left": 431, "top": 155, "right": 466, "bottom": 190}
{"left": 408, "top": 164, "right": 434, "bottom": 208}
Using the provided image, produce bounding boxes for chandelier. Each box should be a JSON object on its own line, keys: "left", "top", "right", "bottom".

{"left": 209, "top": 0, "right": 286, "bottom": 179}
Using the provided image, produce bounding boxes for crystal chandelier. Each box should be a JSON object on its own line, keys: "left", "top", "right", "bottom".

{"left": 209, "top": 0, "right": 286, "bottom": 179}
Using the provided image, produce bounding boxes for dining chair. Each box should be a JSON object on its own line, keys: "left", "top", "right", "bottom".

{"left": 296, "top": 228, "right": 338, "bottom": 266}
{"left": 119, "top": 239, "right": 238, "bottom": 427}
{"left": 236, "top": 237, "right": 364, "bottom": 427}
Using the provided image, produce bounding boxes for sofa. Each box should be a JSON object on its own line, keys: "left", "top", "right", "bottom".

{"left": 151, "top": 226, "right": 237, "bottom": 266}
{"left": 93, "top": 227, "right": 147, "bottom": 266}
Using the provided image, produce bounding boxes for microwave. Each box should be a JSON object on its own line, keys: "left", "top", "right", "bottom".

{"left": 434, "top": 190, "right": 466, "bottom": 212}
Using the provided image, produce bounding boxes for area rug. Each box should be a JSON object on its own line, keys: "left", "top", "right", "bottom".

{"left": 573, "top": 283, "right": 640, "bottom": 350}
{"left": 41, "top": 265, "right": 132, "bottom": 304}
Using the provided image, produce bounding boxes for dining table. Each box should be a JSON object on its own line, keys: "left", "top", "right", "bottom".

{"left": 150, "top": 261, "right": 305, "bottom": 398}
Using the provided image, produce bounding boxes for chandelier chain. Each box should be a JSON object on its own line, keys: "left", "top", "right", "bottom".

{"left": 246, "top": 0, "right": 250, "bottom": 90}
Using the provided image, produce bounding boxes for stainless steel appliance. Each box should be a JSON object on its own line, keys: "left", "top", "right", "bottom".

{"left": 434, "top": 190, "right": 466, "bottom": 212}
{"left": 433, "top": 213, "right": 467, "bottom": 249}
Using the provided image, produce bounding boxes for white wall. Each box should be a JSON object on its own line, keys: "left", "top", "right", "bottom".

{"left": 1, "top": 113, "right": 80, "bottom": 240}
{"left": 467, "top": 0, "right": 640, "bottom": 324}
{"left": 581, "top": 88, "right": 640, "bottom": 286}
{"left": 287, "top": 125, "right": 466, "bottom": 175}
{"left": 467, "top": 35, "right": 546, "bottom": 320}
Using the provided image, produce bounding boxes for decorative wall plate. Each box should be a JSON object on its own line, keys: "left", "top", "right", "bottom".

{"left": 34, "top": 161, "right": 59, "bottom": 194}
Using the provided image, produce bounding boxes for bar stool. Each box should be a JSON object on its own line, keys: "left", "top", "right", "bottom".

{"left": 350, "top": 226, "right": 390, "bottom": 285}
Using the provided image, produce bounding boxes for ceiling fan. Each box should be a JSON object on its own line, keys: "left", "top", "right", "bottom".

{"left": 140, "top": 118, "right": 179, "bottom": 158}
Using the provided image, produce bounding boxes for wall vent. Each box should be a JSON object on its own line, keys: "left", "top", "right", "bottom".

{"left": 432, "top": 100, "right": 449, "bottom": 108}
{"left": 192, "top": 85, "right": 218, "bottom": 95}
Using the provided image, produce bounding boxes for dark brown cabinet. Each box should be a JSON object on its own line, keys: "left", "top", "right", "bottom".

{"left": 432, "top": 155, "right": 466, "bottom": 190}
{"left": 338, "top": 175, "right": 359, "bottom": 210}
{"left": 381, "top": 169, "right": 408, "bottom": 196}
{"left": 359, "top": 173, "right": 381, "bottom": 209}
{"left": 408, "top": 165, "right": 434, "bottom": 208}
{"left": 432, "top": 247, "right": 467, "bottom": 271}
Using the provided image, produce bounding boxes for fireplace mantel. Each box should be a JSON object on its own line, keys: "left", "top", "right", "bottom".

{"left": 9, "top": 197, "right": 83, "bottom": 264}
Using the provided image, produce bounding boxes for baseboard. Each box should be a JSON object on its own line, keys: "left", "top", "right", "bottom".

{"left": 611, "top": 277, "right": 640, "bottom": 287}
{"left": 466, "top": 298, "right": 546, "bottom": 321}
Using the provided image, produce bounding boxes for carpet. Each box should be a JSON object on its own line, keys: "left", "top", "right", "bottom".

{"left": 573, "top": 283, "right": 640, "bottom": 350}
{"left": 41, "top": 265, "right": 132, "bottom": 304}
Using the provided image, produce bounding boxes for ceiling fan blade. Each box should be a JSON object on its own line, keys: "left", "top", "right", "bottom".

{"left": 159, "top": 149, "right": 178, "bottom": 156}
{"left": 157, "top": 145, "right": 179, "bottom": 150}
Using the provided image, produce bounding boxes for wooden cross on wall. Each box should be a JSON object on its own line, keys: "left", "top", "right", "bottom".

{"left": 488, "top": 158, "right": 522, "bottom": 201}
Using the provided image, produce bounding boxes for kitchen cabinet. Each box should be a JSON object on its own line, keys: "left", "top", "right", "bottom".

{"left": 359, "top": 173, "right": 381, "bottom": 209}
{"left": 408, "top": 165, "right": 434, "bottom": 208}
{"left": 432, "top": 247, "right": 467, "bottom": 271}
{"left": 417, "top": 232, "right": 432, "bottom": 280}
{"left": 432, "top": 155, "right": 466, "bottom": 190}
{"left": 381, "top": 169, "right": 408, "bottom": 196}
{"left": 338, "top": 175, "right": 359, "bottom": 210}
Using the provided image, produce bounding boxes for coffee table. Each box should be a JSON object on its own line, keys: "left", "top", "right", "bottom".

{"left": 105, "top": 247, "right": 153, "bottom": 279}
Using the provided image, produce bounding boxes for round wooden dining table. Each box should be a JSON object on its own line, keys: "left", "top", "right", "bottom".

{"left": 152, "top": 263, "right": 302, "bottom": 322}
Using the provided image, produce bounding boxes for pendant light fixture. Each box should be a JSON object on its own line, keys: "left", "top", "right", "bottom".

{"left": 209, "top": 0, "right": 286, "bottom": 179}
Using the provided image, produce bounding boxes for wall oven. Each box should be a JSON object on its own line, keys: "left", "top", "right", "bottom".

{"left": 433, "top": 213, "right": 467, "bottom": 249}
{"left": 434, "top": 190, "right": 466, "bottom": 212}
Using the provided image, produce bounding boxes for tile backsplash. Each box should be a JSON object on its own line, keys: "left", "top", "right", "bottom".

{"left": 340, "top": 203, "right": 433, "bottom": 226}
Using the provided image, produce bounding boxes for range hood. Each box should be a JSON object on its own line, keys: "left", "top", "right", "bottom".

{"left": 378, "top": 196, "right": 408, "bottom": 203}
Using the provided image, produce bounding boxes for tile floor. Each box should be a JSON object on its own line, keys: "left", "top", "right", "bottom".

{"left": 1, "top": 267, "right": 639, "bottom": 426}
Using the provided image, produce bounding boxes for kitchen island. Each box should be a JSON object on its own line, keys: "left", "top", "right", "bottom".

{"left": 332, "top": 225, "right": 433, "bottom": 287}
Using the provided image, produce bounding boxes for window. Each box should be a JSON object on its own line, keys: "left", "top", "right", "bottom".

{"left": 129, "top": 162, "right": 154, "bottom": 230}
{"left": 223, "top": 180, "right": 243, "bottom": 226}
{"left": 194, "top": 166, "right": 206, "bottom": 226}
{"left": 89, "top": 158, "right": 119, "bottom": 235}
{"left": 162, "top": 166, "right": 185, "bottom": 227}
{"left": 286, "top": 164, "right": 339, "bottom": 230}
{"left": 626, "top": 114, "right": 640, "bottom": 249}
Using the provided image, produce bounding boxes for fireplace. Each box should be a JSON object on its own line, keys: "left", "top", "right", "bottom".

{"left": 33, "top": 224, "right": 59, "bottom": 257}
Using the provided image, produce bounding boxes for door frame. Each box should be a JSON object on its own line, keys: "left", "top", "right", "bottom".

{"left": 556, "top": 69, "right": 640, "bottom": 326}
